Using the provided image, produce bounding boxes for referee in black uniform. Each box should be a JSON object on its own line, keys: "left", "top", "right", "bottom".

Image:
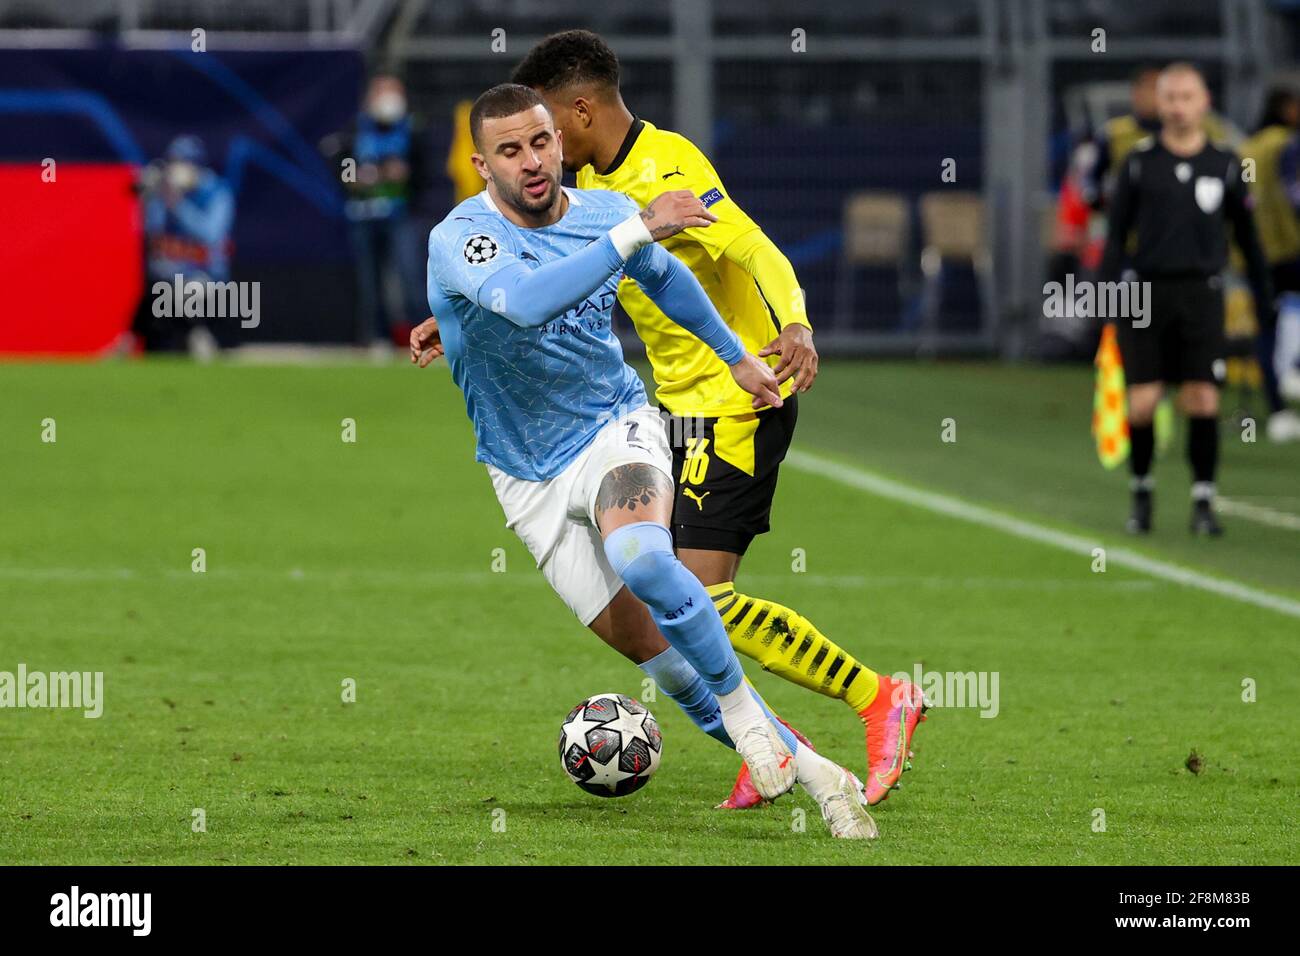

{"left": 1100, "top": 62, "right": 1273, "bottom": 536}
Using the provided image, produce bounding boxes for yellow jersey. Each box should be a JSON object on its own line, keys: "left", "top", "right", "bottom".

{"left": 1239, "top": 125, "right": 1300, "bottom": 265}
{"left": 447, "top": 100, "right": 484, "bottom": 203}
{"left": 577, "top": 119, "right": 809, "bottom": 417}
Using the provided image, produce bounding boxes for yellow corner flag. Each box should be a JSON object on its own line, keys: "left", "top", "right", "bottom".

{"left": 1093, "top": 323, "right": 1129, "bottom": 469}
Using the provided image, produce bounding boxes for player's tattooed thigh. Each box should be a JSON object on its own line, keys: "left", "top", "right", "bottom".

{"left": 595, "top": 464, "right": 672, "bottom": 513}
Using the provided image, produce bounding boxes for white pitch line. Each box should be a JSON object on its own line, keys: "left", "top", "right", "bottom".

{"left": 1216, "top": 497, "right": 1300, "bottom": 532}
{"left": 785, "top": 449, "right": 1300, "bottom": 620}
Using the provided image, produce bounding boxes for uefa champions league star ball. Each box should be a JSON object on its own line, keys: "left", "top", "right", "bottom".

{"left": 557, "top": 693, "right": 662, "bottom": 797}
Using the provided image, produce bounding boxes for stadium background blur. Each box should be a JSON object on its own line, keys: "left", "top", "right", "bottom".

{"left": 4, "top": 0, "right": 1300, "bottom": 369}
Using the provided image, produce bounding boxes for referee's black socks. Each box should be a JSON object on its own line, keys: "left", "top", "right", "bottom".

{"left": 1128, "top": 421, "right": 1155, "bottom": 484}
{"left": 1187, "top": 416, "right": 1219, "bottom": 494}
{"left": 1126, "top": 422, "right": 1155, "bottom": 534}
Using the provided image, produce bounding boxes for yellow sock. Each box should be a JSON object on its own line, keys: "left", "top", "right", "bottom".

{"left": 706, "top": 582, "right": 880, "bottom": 714}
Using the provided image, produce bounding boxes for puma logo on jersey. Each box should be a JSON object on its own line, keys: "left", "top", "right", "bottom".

{"left": 661, "top": 165, "right": 684, "bottom": 180}
{"left": 682, "top": 488, "right": 711, "bottom": 511}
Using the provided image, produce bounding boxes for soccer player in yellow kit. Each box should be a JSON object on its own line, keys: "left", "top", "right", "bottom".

{"left": 512, "top": 30, "right": 925, "bottom": 807}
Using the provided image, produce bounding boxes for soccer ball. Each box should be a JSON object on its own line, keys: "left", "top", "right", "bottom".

{"left": 558, "top": 693, "right": 662, "bottom": 797}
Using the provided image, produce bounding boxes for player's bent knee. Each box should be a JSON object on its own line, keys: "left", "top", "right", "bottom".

{"left": 614, "top": 549, "right": 680, "bottom": 610}
{"left": 603, "top": 522, "right": 681, "bottom": 610}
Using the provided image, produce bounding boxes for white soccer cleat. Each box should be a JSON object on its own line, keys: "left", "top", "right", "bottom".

{"left": 729, "top": 720, "right": 796, "bottom": 801}
{"left": 817, "top": 768, "right": 880, "bottom": 840}
{"left": 1266, "top": 409, "right": 1300, "bottom": 443}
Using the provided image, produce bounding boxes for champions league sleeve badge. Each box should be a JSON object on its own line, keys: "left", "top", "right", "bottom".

{"left": 463, "top": 234, "right": 500, "bottom": 266}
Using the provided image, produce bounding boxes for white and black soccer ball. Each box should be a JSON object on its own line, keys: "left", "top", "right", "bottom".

{"left": 558, "top": 693, "right": 662, "bottom": 797}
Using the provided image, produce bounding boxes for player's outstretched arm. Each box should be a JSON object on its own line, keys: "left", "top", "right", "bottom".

{"left": 465, "top": 192, "right": 711, "bottom": 329}
{"left": 434, "top": 192, "right": 714, "bottom": 331}
{"left": 626, "top": 242, "right": 783, "bottom": 409}
{"left": 724, "top": 229, "right": 819, "bottom": 392}
{"left": 637, "top": 189, "right": 718, "bottom": 241}
{"left": 474, "top": 231, "right": 642, "bottom": 328}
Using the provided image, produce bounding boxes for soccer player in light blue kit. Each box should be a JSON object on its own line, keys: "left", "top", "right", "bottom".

{"left": 415, "top": 85, "right": 876, "bottom": 838}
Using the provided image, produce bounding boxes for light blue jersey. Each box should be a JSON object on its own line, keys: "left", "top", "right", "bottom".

{"left": 427, "top": 188, "right": 652, "bottom": 481}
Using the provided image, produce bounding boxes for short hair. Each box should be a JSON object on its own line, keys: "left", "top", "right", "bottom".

{"left": 1160, "top": 61, "right": 1206, "bottom": 85}
{"left": 510, "top": 29, "right": 620, "bottom": 95}
{"left": 1256, "top": 86, "right": 1298, "bottom": 132}
{"left": 1131, "top": 64, "right": 1161, "bottom": 85}
{"left": 469, "top": 83, "right": 549, "bottom": 148}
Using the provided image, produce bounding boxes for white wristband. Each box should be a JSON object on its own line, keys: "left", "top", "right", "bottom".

{"left": 607, "top": 213, "right": 654, "bottom": 260}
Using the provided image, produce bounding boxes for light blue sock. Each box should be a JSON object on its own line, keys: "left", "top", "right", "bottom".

{"left": 605, "top": 521, "right": 743, "bottom": 695}
{"left": 637, "top": 646, "right": 800, "bottom": 754}
{"left": 638, "top": 646, "right": 733, "bottom": 748}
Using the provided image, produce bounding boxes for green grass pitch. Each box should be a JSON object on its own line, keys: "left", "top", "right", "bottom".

{"left": 1, "top": 359, "right": 1296, "bottom": 865}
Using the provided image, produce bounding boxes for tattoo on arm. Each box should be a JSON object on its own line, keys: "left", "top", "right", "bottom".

{"left": 595, "top": 464, "right": 672, "bottom": 514}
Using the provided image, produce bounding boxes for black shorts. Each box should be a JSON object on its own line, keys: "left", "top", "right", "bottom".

{"left": 663, "top": 395, "right": 798, "bottom": 556}
{"left": 1116, "top": 275, "right": 1225, "bottom": 385}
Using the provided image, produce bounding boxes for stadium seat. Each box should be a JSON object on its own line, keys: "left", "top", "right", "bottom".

{"left": 833, "top": 190, "right": 913, "bottom": 332}
{"left": 918, "top": 191, "right": 988, "bottom": 350}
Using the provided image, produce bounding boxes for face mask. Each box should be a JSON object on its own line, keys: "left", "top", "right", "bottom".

{"left": 369, "top": 92, "right": 407, "bottom": 124}
{"left": 166, "top": 162, "right": 199, "bottom": 193}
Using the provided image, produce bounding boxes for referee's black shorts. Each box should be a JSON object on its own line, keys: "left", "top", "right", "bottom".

{"left": 662, "top": 395, "right": 798, "bottom": 557}
{"left": 1116, "top": 275, "right": 1226, "bottom": 386}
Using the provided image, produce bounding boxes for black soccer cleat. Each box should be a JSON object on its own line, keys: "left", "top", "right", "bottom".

{"left": 1189, "top": 499, "right": 1223, "bottom": 537}
{"left": 1126, "top": 490, "right": 1153, "bottom": 534}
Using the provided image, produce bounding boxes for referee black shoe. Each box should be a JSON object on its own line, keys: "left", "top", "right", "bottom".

{"left": 1126, "top": 490, "right": 1153, "bottom": 534}
{"left": 1190, "top": 499, "right": 1223, "bottom": 537}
